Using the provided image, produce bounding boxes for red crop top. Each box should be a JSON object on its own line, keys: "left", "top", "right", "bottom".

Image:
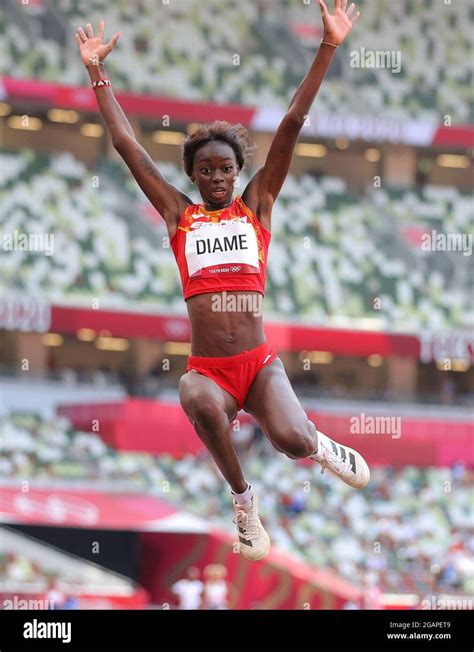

{"left": 170, "top": 195, "right": 271, "bottom": 300}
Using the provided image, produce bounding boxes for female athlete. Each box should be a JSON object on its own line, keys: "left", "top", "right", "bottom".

{"left": 76, "top": 0, "right": 368, "bottom": 561}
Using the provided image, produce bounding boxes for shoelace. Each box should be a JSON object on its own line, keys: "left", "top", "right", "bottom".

{"left": 319, "top": 446, "right": 353, "bottom": 477}
{"left": 233, "top": 506, "right": 259, "bottom": 539}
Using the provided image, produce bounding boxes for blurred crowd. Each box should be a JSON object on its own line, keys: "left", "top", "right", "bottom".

{"left": 159, "top": 446, "right": 473, "bottom": 597}
{"left": 2, "top": 149, "right": 472, "bottom": 331}
{"left": 1, "top": 412, "right": 472, "bottom": 597}
{"left": 1, "top": 0, "right": 471, "bottom": 122}
{"left": 0, "top": 552, "right": 78, "bottom": 609}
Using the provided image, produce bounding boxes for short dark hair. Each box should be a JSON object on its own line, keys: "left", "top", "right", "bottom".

{"left": 182, "top": 120, "right": 255, "bottom": 178}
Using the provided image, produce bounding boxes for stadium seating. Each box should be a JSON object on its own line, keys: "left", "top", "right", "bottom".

{"left": 157, "top": 446, "right": 473, "bottom": 596}
{"left": 1, "top": 149, "right": 472, "bottom": 330}
{"left": 0, "top": 411, "right": 160, "bottom": 490}
{"left": 0, "top": 0, "right": 471, "bottom": 123}
{"left": 1, "top": 411, "right": 472, "bottom": 596}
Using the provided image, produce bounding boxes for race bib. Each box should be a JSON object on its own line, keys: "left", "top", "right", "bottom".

{"left": 185, "top": 221, "right": 260, "bottom": 278}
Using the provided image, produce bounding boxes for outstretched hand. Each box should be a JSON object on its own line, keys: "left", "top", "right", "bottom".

{"left": 319, "top": 0, "right": 360, "bottom": 46}
{"left": 75, "top": 20, "right": 120, "bottom": 66}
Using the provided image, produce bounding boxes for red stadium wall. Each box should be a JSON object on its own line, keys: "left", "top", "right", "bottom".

{"left": 59, "top": 400, "right": 474, "bottom": 467}
{"left": 309, "top": 411, "right": 473, "bottom": 468}
{"left": 59, "top": 400, "right": 202, "bottom": 456}
{"left": 50, "top": 304, "right": 423, "bottom": 358}
{"left": 139, "top": 530, "right": 359, "bottom": 610}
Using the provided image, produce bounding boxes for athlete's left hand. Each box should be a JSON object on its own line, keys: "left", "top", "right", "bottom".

{"left": 319, "top": 0, "right": 360, "bottom": 47}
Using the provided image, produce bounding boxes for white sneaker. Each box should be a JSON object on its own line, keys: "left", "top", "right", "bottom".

{"left": 233, "top": 491, "right": 270, "bottom": 561}
{"left": 311, "top": 430, "right": 370, "bottom": 489}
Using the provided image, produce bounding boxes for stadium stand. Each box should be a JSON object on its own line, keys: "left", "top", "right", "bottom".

{"left": 1, "top": 149, "right": 472, "bottom": 329}
{"left": 0, "top": 0, "right": 471, "bottom": 123}
{"left": 1, "top": 411, "right": 472, "bottom": 596}
{"left": 0, "top": 411, "right": 165, "bottom": 491}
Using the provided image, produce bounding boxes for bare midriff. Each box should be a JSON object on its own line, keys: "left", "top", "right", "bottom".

{"left": 187, "top": 290, "right": 266, "bottom": 357}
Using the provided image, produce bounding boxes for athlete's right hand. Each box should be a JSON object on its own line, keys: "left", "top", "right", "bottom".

{"left": 75, "top": 20, "right": 120, "bottom": 66}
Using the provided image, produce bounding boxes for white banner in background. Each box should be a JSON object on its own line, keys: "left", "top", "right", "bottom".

{"left": 252, "top": 108, "right": 438, "bottom": 146}
{"left": 0, "top": 295, "right": 51, "bottom": 333}
{"left": 419, "top": 330, "right": 474, "bottom": 364}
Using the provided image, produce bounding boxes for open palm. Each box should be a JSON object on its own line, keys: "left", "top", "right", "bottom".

{"left": 75, "top": 20, "right": 120, "bottom": 66}
{"left": 319, "top": 0, "right": 360, "bottom": 46}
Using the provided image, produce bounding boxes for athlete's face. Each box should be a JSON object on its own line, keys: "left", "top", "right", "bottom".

{"left": 192, "top": 141, "right": 239, "bottom": 207}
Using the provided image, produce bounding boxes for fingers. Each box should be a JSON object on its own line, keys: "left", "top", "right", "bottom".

{"left": 98, "top": 19, "right": 105, "bottom": 40}
{"left": 86, "top": 23, "right": 94, "bottom": 38}
{"left": 74, "top": 33, "right": 82, "bottom": 48}
{"left": 347, "top": 1, "right": 355, "bottom": 16}
{"left": 106, "top": 32, "right": 121, "bottom": 52}
{"left": 77, "top": 26, "right": 87, "bottom": 42}
{"left": 319, "top": 0, "right": 329, "bottom": 17}
{"left": 346, "top": 1, "right": 360, "bottom": 23}
{"left": 351, "top": 10, "right": 360, "bottom": 24}
{"left": 341, "top": 0, "right": 347, "bottom": 11}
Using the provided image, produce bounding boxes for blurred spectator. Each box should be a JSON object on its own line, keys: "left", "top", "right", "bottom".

{"left": 202, "top": 564, "right": 230, "bottom": 610}
{"left": 171, "top": 566, "right": 204, "bottom": 610}
{"left": 360, "top": 572, "right": 384, "bottom": 609}
{"left": 44, "top": 576, "right": 66, "bottom": 610}
{"left": 440, "top": 376, "right": 455, "bottom": 405}
{"left": 5, "top": 553, "right": 35, "bottom": 583}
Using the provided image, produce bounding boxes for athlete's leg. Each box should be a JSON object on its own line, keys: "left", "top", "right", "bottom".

{"left": 179, "top": 369, "right": 270, "bottom": 561}
{"left": 178, "top": 371, "right": 247, "bottom": 494}
{"left": 243, "top": 358, "right": 318, "bottom": 459}
{"left": 244, "top": 357, "right": 370, "bottom": 488}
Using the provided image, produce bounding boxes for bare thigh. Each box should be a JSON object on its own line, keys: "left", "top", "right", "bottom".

{"left": 179, "top": 371, "right": 246, "bottom": 492}
{"left": 243, "top": 358, "right": 317, "bottom": 458}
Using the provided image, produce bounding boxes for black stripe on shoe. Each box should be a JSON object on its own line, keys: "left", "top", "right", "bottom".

{"left": 349, "top": 452, "right": 357, "bottom": 473}
{"left": 330, "top": 440, "right": 338, "bottom": 455}
{"left": 339, "top": 446, "right": 347, "bottom": 462}
{"left": 239, "top": 536, "right": 253, "bottom": 547}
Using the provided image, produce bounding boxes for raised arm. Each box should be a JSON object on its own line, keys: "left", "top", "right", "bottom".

{"left": 243, "top": 0, "right": 360, "bottom": 230}
{"left": 75, "top": 21, "right": 191, "bottom": 237}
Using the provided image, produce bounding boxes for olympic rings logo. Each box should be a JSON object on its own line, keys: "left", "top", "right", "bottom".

{"left": 230, "top": 266, "right": 241, "bottom": 272}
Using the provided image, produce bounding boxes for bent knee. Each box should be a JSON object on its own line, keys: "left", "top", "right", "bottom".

{"left": 195, "top": 400, "right": 227, "bottom": 430}
{"left": 276, "top": 423, "right": 316, "bottom": 459}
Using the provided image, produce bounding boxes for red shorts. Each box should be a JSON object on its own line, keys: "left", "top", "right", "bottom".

{"left": 185, "top": 341, "right": 278, "bottom": 411}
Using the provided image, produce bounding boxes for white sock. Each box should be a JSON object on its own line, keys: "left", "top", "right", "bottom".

{"left": 231, "top": 483, "right": 254, "bottom": 506}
